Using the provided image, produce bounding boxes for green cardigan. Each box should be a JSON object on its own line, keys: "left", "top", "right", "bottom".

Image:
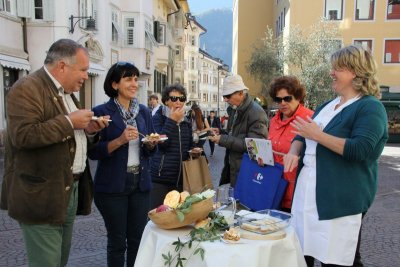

{"left": 295, "top": 95, "right": 388, "bottom": 220}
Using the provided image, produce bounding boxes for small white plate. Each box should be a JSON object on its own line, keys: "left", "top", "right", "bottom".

{"left": 141, "top": 137, "right": 168, "bottom": 142}
{"left": 91, "top": 116, "right": 112, "bottom": 122}
{"left": 220, "top": 237, "right": 245, "bottom": 244}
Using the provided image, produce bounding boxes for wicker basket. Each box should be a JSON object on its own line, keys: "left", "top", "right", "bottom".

{"left": 148, "top": 198, "right": 213, "bottom": 229}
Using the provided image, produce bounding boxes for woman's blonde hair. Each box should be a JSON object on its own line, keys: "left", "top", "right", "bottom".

{"left": 331, "top": 45, "right": 380, "bottom": 98}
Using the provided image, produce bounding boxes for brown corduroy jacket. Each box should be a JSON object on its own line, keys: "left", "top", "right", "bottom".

{"left": 0, "top": 67, "right": 93, "bottom": 224}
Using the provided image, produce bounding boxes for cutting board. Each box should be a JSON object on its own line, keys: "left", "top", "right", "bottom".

{"left": 240, "top": 229, "right": 286, "bottom": 240}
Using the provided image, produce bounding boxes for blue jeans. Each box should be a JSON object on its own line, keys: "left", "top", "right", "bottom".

{"left": 94, "top": 173, "right": 150, "bottom": 267}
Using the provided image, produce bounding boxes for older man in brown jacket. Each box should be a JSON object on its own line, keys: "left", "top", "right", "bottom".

{"left": 0, "top": 39, "right": 108, "bottom": 267}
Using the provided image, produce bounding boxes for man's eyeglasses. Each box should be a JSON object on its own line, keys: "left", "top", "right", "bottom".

{"left": 168, "top": 96, "right": 186, "bottom": 102}
{"left": 223, "top": 91, "right": 237, "bottom": 99}
{"left": 273, "top": 96, "right": 293, "bottom": 103}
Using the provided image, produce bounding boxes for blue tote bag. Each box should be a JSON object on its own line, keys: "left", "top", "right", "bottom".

{"left": 234, "top": 154, "right": 288, "bottom": 211}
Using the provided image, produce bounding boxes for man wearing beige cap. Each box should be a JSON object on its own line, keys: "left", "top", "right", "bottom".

{"left": 209, "top": 74, "right": 268, "bottom": 186}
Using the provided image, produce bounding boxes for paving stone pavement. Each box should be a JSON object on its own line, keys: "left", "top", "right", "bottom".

{"left": 0, "top": 143, "right": 399, "bottom": 267}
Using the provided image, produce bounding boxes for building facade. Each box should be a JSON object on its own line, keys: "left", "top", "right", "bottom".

{"left": 0, "top": 0, "right": 228, "bottom": 144}
{"left": 199, "top": 49, "right": 228, "bottom": 117}
{"left": 0, "top": 0, "right": 200, "bottom": 140}
{"left": 182, "top": 14, "right": 206, "bottom": 108}
{"left": 233, "top": 0, "right": 400, "bottom": 96}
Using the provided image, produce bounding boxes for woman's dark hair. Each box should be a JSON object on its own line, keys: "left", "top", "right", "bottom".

{"left": 269, "top": 76, "right": 306, "bottom": 104}
{"left": 161, "top": 83, "right": 187, "bottom": 104}
{"left": 104, "top": 62, "right": 140, "bottom": 98}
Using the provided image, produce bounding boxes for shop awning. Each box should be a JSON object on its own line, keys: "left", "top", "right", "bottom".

{"left": 0, "top": 54, "right": 31, "bottom": 71}
{"left": 88, "top": 62, "right": 106, "bottom": 76}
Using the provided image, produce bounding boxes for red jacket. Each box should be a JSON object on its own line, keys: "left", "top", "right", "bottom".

{"left": 268, "top": 104, "right": 314, "bottom": 209}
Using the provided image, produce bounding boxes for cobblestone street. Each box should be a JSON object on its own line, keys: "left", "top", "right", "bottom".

{"left": 0, "top": 143, "right": 399, "bottom": 267}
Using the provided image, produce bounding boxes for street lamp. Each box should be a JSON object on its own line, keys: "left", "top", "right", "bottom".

{"left": 69, "top": 15, "right": 96, "bottom": 34}
{"left": 217, "top": 65, "right": 223, "bottom": 117}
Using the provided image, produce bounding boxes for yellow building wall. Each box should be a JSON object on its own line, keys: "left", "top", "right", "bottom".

{"left": 233, "top": 0, "right": 274, "bottom": 96}
{"left": 290, "top": 0, "right": 399, "bottom": 89}
{"left": 235, "top": 0, "right": 400, "bottom": 94}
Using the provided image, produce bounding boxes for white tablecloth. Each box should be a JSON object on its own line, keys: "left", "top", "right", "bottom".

{"left": 134, "top": 221, "right": 307, "bottom": 267}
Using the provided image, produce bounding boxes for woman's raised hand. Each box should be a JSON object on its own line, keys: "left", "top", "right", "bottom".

{"left": 291, "top": 116, "right": 321, "bottom": 141}
{"left": 169, "top": 107, "right": 185, "bottom": 123}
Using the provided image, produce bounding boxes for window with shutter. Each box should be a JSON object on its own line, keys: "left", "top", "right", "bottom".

{"left": 145, "top": 20, "right": 155, "bottom": 50}
{"left": 355, "top": 0, "right": 375, "bottom": 20}
{"left": 384, "top": 39, "right": 400, "bottom": 63}
{"left": 324, "top": 0, "right": 343, "bottom": 20}
{"left": 111, "top": 10, "right": 120, "bottom": 43}
{"left": 387, "top": 0, "right": 400, "bottom": 19}
{"left": 126, "top": 18, "right": 135, "bottom": 46}
{"left": 0, "top": 0, "right": 11, "bottom": 12}
{"left": 158, "top": 24, "right": 166, "bottom": 45}
{"left": 354, "top": 40, "right": 373, "bottom": 52}
{"left": 1, "top": 0, "right": 18, "bottom": 15}
{"left": 191, "top": 57, "right": 195, "bottom": 69}
{"left": 34, "top": 0, "right": 43, "bottom": 19}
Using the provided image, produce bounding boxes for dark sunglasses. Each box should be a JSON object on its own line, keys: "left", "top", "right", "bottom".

{"left": 274, "top": 96, "right": 293, "bottom": 103}
{"left": 114, "top": 61, "right": 136, "bottom": 69}
{"left": 168, "top": 96, "right": 186, "bottom": 102}
{"left": 223, "top": 91, "right": 237, "bottom": 99}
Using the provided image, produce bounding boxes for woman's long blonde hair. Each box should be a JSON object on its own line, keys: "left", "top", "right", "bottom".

{"left": 331, "top": 45, "right": 380, "bottom": 99}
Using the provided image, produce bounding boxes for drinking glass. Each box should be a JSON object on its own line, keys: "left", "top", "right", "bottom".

{"left": 216, "top": 186, "right": 236, "bottom": 225}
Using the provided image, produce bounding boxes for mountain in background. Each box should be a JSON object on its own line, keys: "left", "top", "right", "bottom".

{"left": 195, "top": 8, "right": 232, "bottom": 70}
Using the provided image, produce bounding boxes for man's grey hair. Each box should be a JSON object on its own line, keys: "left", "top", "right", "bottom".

{"left": 44, "top": 39, "right": 88, "bottom": 66}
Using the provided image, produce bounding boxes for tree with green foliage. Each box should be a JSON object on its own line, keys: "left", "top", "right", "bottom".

{"left": 247, "top": 19, "right": 341, "bottom": 109}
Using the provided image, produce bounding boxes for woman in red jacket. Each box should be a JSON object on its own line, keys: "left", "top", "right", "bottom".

{"left": 268, "top": 76, "right": 313, "bottom": 212}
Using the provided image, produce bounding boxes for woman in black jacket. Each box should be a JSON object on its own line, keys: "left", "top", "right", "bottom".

{"left": 150, "top": 84, "right": 193, "bottom": 208}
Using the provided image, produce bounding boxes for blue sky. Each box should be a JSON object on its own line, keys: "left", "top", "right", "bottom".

{"left": 187, "top": 0, "right": 232, "bottom": 15}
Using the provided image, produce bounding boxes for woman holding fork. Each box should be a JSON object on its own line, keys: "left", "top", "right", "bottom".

{"left": 88, "top": 62, "right": 157, "bottom": 267}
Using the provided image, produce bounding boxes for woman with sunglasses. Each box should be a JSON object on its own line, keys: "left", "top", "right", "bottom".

{"left": 284, "top": 45, "right": 388, "bottom": 266}
{"left": 150, "top": 84, "right": 194, "bottom": 209}
{"left": 267, "top": 76, "right": 313, "bottom": 212}
{"left": 88, "top": 62, "right": 156, "bottom": 267}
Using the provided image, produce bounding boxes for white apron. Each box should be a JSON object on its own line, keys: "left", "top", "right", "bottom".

{"left": 291, "top": 96, "right": 362, "bottom": 266}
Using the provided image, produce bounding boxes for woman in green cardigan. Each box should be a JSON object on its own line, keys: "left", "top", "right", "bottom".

{"left": 284, "top": 45, "right": 388, "bottom": 267}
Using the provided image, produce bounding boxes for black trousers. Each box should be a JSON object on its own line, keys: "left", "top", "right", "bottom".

{"left": 305, "top": 213, "right": 365, "bottom": 267}
{"left": 94, "top": 173, "right": 150, "bottom": 267}
{"left": 208, "top": 140, "right": 215, "bottom": 155}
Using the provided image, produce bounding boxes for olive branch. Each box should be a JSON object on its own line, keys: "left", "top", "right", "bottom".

{"left": 162, "top": 212, "right": 228, "bottom": 267}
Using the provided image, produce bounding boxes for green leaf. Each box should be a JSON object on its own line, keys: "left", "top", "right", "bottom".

{"left": 200, "top": 248, "right": 205, "bottom": 260}
{"left": 179, "top": 206, "right": 192, "bottom": 214}
{"left": 194, "top": 247, "right": 201, "bottom": 255}
{"left": 176, "top": 210, "right": 185, "bottom": 222}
